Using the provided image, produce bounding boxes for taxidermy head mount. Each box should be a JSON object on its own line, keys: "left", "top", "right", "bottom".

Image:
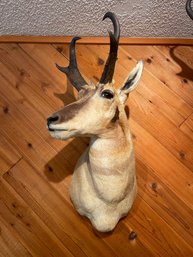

{"left": 47, "top": 12, "right": 143, "bottom": 233}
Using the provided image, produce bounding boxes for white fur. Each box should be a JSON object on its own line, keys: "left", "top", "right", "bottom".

{"left": 70, "top": 128, "right": 137, "bottom": 232}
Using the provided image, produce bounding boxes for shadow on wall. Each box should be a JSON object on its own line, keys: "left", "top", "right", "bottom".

{"left": 44, "top": 137, "right": 89, "bottom": 183}
{"left": 169, "top": 46, "right": 193, "bottom": 83}
{"left": 45, "top": 77, "right": 88, "bottom": 183}
{"left": 53, "top": 75, "right": 77, "bottom": 106}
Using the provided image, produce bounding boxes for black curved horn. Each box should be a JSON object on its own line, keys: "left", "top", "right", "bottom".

{"left": 186, "top": 0, "right": 193, "bottom": 20}
{"left": 99, "top": 12, "right": 120, "bottom": 84}
{"left": 56, "top": 37, "right": 87, "bottom": 91}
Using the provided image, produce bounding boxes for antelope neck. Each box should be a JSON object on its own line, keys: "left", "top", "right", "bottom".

{"left": 89, "top": 124, "right": 130, "bottom": 161}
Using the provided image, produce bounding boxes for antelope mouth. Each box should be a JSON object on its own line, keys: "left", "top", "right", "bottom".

{"left": 48, "top": 126, "right": 68, "bottom": 132}
{"left": 48, "top": 126, "right": 73, "bottom": 140}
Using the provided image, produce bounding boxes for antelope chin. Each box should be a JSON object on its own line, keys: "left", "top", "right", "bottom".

{"left": 48, "top": 128, "right": 78, "bottom": 141}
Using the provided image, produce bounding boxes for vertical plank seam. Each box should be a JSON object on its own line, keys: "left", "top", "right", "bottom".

{"left": 1, "top": 157, "right": 23, "bottom": 177}
{"left": 178, "top": 111, "right": 193, "bottom": 128}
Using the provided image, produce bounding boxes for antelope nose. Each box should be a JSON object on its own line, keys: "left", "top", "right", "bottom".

{"left": 47, "top": 115, "right": 59, "bottom": 127}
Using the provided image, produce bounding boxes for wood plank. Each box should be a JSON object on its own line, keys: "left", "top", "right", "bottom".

{"left": 0, "top": 45, "right": 67, "bottom": 150}
{"left": 0, "top": 82, "right": 90, "bottom": 190}
{"left": 0, "top": 81, "right": 90, "bottom": 201}
{"left": 0, "top": 88, "right": 56, "bottom": 172}
{"left": 129, "top": 90, "right": 193, "bottom": 171}
{"left": 1, "top": 41, "right": 193, "bottom": 256}
{"left": 180, "top": 113, "right": 193, "bottom": 139}
{"left": 122, "top": 45, "right": 193, "bottom": 107}
{"left": 0, "top": 43, "right": 74, "bottom": 109}
{"left": 0, "top": 43, "right": 86, "bottom": 152}
{"left": 0, "top": 215, "right": 32, "bottom": 257}
{"left": 130, "top": 119, "right": 193, "bottom": 210}
{"left": 17, "top": 42, "right": 87, "bottom": 100}
{"left": 0, "top": 178, "right": 74, "bottom": 257}
{"left": 0, "top": 60, "right": 83, "bottom": 179}
{"left": 0, "top": 71, "right": 64, "bottom": 151}
{"left": 18, "top": 42, "right": 85, "bottom": 92}
{"left": 123, "top": 195, "right": 193, "bottom": 257}
{"left": 155, "top": 45, "right": 193, "bottom": 73}
{"left": 0, "top": 133, "right": 22, "bottom": 175}
{"left": 119, "top": 46, "right": 193, "bottom": 124}
{"left": 136, "top": 159, "right": 193, "bottom": 248}
{"left": 1, "top": 36, "right": 193, "bottom": 45}
{"left": 3, "top": 159, "right": 153, "bottom": 257}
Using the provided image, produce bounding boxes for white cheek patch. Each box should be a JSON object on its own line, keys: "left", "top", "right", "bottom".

{"left": 119, "top": 93, "right": 127, "bottom": 104}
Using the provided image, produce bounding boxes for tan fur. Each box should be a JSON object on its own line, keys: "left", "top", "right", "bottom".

{"left": 48, "top": 61, "right": 143, "bottom": 232}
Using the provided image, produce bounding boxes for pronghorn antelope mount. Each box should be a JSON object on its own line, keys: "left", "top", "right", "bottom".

{"left": 47, "top": 12, "right": 143, "bottom": 232}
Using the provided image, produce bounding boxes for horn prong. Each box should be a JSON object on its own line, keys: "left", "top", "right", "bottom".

{"left": 56, "top": 37, "right": 87, "bottom": 92}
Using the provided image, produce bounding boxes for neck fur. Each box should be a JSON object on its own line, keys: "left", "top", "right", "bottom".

{"left": 88, "top": 121, "right": 133, "bottom": 176}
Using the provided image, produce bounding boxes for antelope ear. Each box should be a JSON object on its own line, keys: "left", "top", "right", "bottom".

{"left": 119, "top": 60, "right": 143, "bottom": 103}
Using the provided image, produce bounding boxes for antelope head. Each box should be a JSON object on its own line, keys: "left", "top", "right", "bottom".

{"left": 47, "top": 12, "right": 143, "bottom": 140}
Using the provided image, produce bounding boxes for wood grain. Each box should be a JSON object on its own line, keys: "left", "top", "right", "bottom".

{"left": 0, "top": 178, "right": 74, "bottom": 257}
{"left": 1, "top": 36, "right": 193, "bottom": 45}
{"left": 180, "top": 113, "right": 193, "bottom": 139}
{"left": 136, "top": 160, "right": 193, "bottom": 247}
{"left": 122, "top": 45, "right": 193, "bottom": 107}
{"left": 0, "top": 133, "right": 21, "bottom": 175}
{"left": 0, "top": 215, "right": 32, "bottom": 257}
{"left": 0, "top": 42, "right": 193, "bottom": 257}
{"left": 130, "top": 119, "right": 193, "bottom": 210}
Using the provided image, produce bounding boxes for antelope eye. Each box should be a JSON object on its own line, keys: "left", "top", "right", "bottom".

{"left": 101, "top": 90, "right": 114, "bottom": 99}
